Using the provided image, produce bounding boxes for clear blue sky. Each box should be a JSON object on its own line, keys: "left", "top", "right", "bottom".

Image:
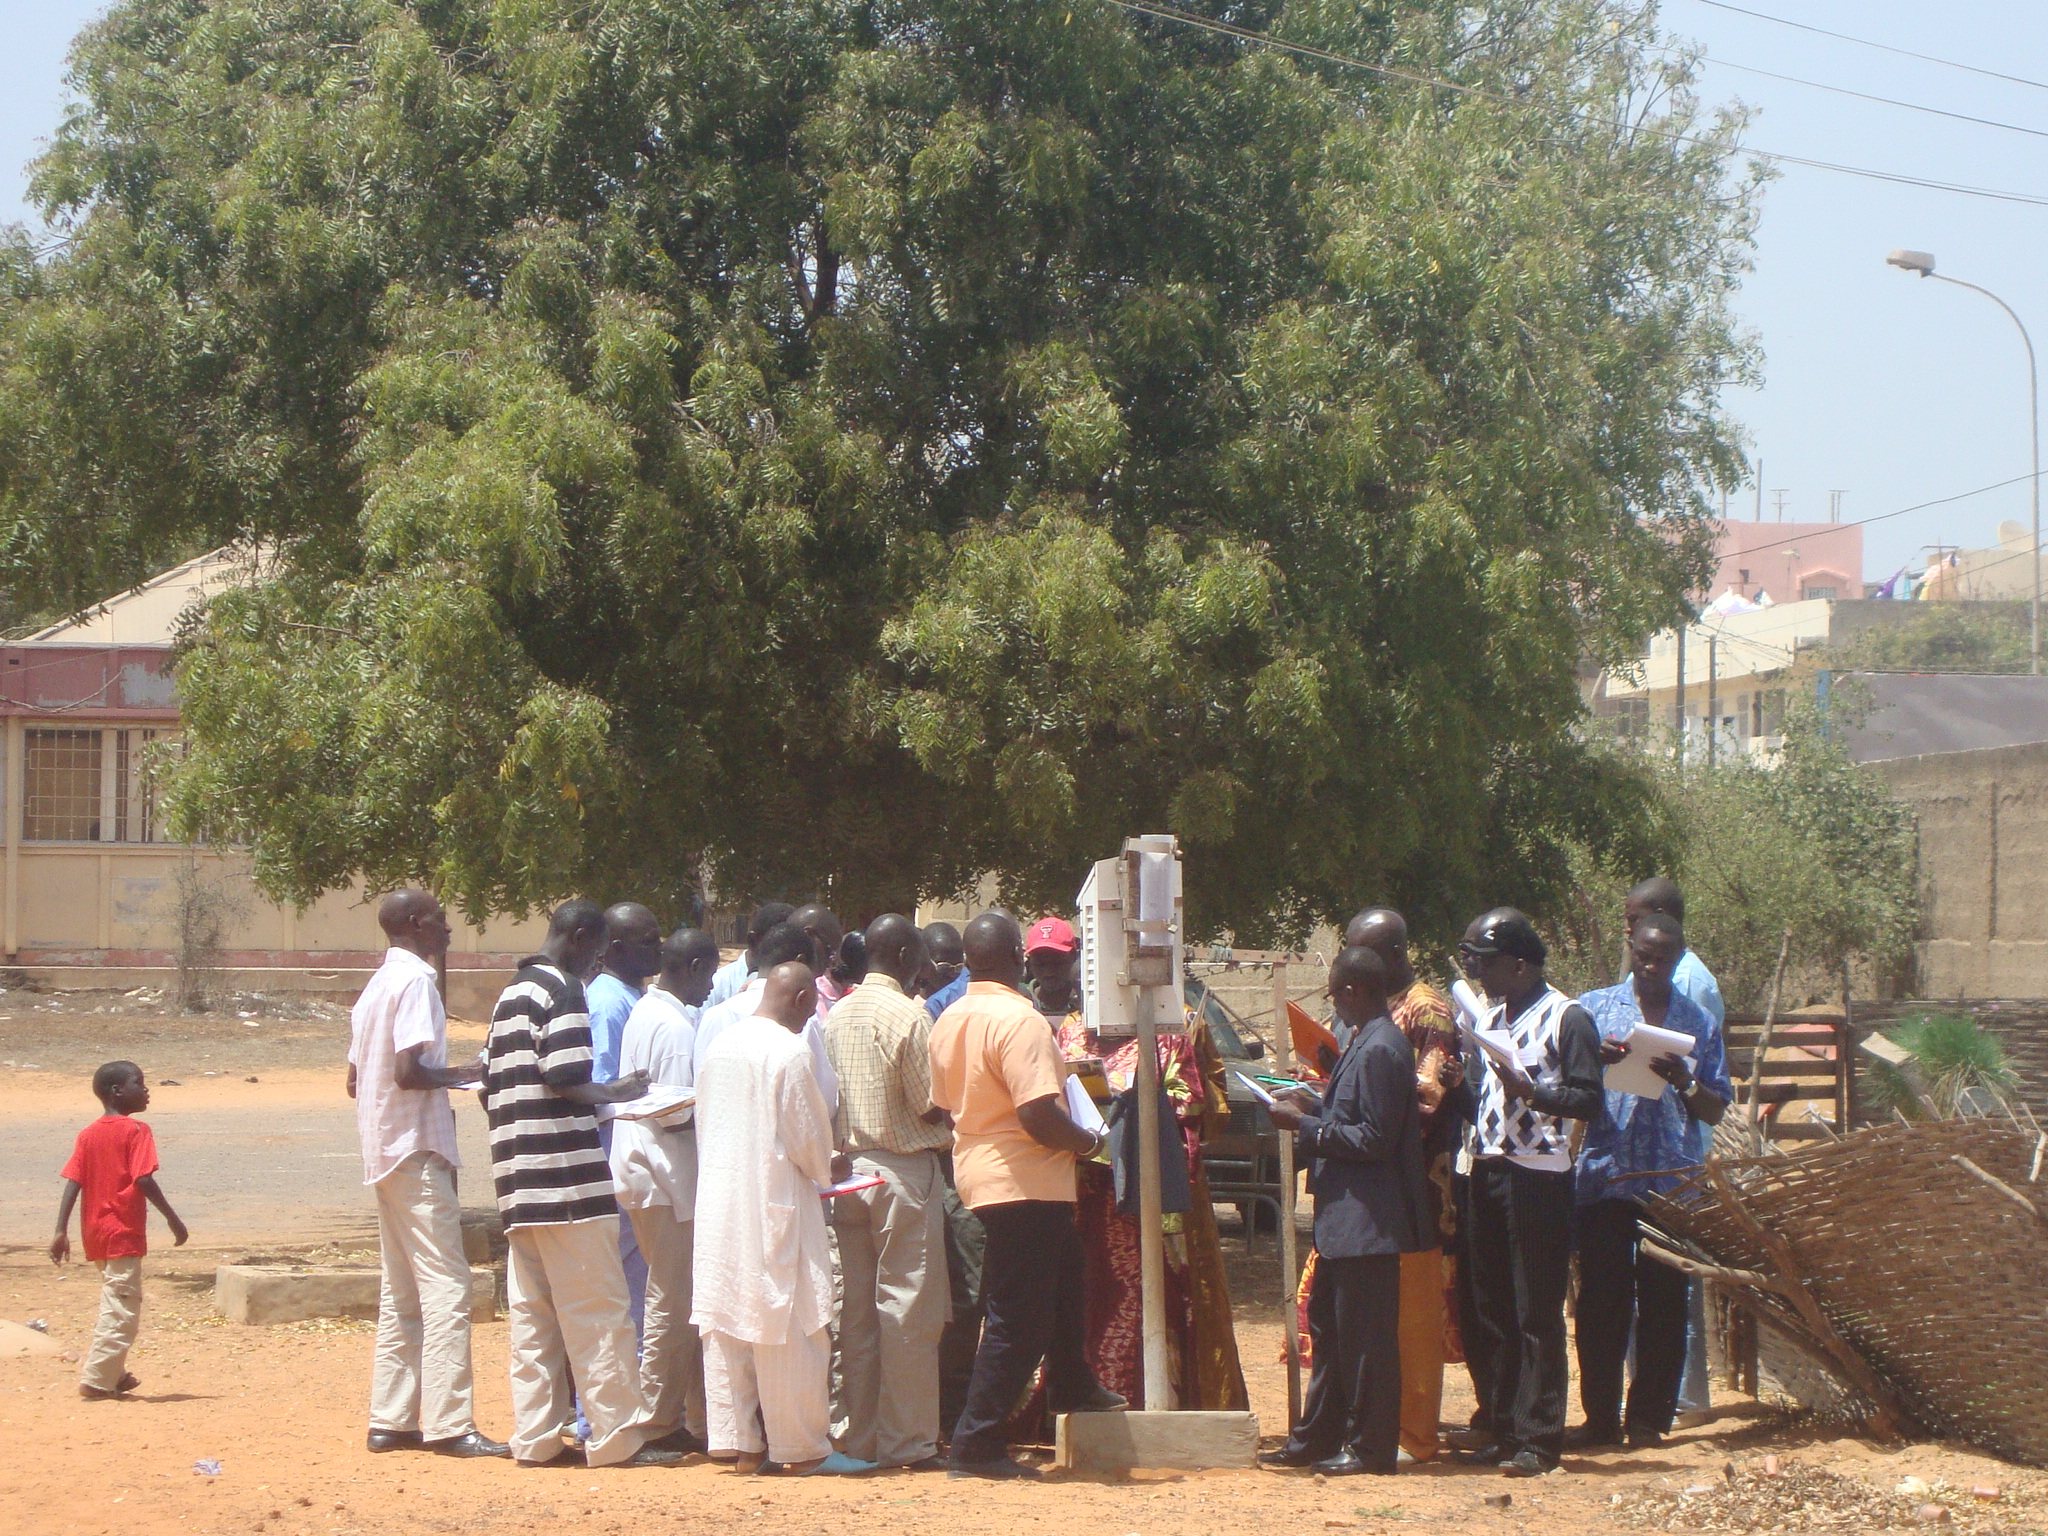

{"left": 3, "top": 0, "right": 2046, "bottom": 585}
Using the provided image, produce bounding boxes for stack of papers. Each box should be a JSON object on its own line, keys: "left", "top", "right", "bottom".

{"left": 597, "top": 1087, "right": 695, "bottom": 1123}
{"left": 1063, "top": 1073, "right": 1107, "bottom": 1135}
{"left": 1604, "top": 1024, "right": 1698, "bottom": 1099}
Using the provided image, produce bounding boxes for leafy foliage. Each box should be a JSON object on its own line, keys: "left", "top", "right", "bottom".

{"left": 1829, "top": 602, "right": 2032, "bottom": 675}
{"left": 1869, "top": 1012, "right": 2018, "bottom": 1120}
{"left": 0, "top": 0, "right": 1759, "bottom": 939}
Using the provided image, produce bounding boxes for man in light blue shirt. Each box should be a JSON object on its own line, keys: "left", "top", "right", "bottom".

{"left": 1575, "top": 913, "right": 1731, "bottom": 1451}
{"left": 922, "top": 921, "right": 968, "bottom": 1021}
{"left": 1625, "top": 878, "right": 1725, "bottom": 1425}
{"left": 704, "top": 902, "right": 795, "bottom": 1013}
{"left": 587, "top": 902, "right": 664, "bottom": 1332}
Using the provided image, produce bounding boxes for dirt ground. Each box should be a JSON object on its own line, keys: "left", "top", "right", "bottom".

{"left": 3, "top": 993, "right": 2046, "bottom": 1536}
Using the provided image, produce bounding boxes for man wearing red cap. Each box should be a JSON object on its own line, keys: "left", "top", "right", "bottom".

{"left": 1023, "top": 917, "right": 1080, "bottom": 1020}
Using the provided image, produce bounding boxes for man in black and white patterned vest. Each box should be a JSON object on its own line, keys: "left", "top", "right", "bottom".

{"left": 1452, "top": 909, "right": 1602, "bottom": 1478}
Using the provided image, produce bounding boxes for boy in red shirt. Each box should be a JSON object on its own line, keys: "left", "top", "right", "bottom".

{"left": 50, "top": 1060, "right": 188, "bottom": 1399}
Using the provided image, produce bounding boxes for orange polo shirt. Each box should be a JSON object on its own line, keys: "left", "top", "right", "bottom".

{"left": 928, "top": 981, "right": 1074, "bottom": 1209}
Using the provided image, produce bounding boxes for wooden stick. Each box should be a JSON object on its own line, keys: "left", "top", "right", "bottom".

{"left": 1705, "top": 1161, "right": 1912, "bottom": 1440}
{"left": 1744, "top": 928, "right": 1794, "bottom": 1155}
{"left": 1273, "top": 957, "right": 1300, "bottom": 1431}
{"left": 1953, "top": 1154, "right": 2048, "bottom": 1229}
{"left": 1638, "top": 1237, "right": 1783, "bottom": 1293}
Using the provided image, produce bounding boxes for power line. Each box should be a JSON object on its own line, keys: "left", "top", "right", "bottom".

{"left": 1709, "top": 471, "right": 2042, "bottom": 561}
{"left": 1109, "top": 0, "right": 2048, "bottom": 209}
{"left": 1680, "top": 0, "right": 2048, "bottom": 96}
{"left": 1700, "top": 55, "right": 2048, "bottom": 142}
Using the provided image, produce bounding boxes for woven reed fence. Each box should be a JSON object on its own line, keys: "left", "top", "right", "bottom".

{"left": 1647, "top": 1118, "right": 2048, "bottom": 1465}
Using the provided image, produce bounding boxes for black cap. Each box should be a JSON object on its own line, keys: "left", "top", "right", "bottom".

{"left": 1463, "top": 910, "right": 1547, "bottom": 967}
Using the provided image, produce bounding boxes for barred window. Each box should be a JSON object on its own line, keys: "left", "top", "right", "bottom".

{"left": 24, "top": 728, "right": 102, "bottom": 841}
{"left": 24, "top": 727, "right": 168, "bottom": 842}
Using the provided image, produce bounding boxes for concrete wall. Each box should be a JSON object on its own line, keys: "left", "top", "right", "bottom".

{"left": 1873, "top": 739, "right": 2048, "bottom": 997}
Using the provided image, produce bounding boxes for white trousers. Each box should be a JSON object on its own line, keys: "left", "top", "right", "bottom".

{"left": 830, "top": 1147, "right": 948, "bottom": 1465}
{"left": 370, "top": 1151, "right": 475, "bottom": 1440}
{"left": 506, "top": 1218, "right": 651, "bottom": 1466}
{"left": 82, "top": 1256, "right": 142, "bottom": 1392}
{"left": 703, "top": 1326, "right": 831, "bottom": 1464}
{"left": 626, "top": 1205, "right": 705, "bottom": 1440}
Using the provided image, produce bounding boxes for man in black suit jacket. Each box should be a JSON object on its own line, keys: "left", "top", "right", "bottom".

{"left": 1260, "top": 945, "right": 1431, "bottom": 1476}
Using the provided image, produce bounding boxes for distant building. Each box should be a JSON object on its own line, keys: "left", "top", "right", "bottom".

{"left": 1707, "top": 519, "right": 1864, "bottom": 606}
{"left": 1, "top": 550, "right": 542, "bottom": 1011}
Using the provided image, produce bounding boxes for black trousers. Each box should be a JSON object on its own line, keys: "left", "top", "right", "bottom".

{"left": 948, "top": 1199, "right": 1101, "bottom": 1464}
{"left": 1575, "top": 1197, "right": 1690, "bottom": 1438}
{"left": 1285, "top": 1252, "right": 1401, "bottom": 1468}
{"left": 1466, "top": 1158, "right": 1574, "bottom": 1464}
{"left": 1452, "top": 1170, "right": 1493, "bottom": 1430}
{"left": 937, "top": 1157, "right": 987, "bottom": 1441}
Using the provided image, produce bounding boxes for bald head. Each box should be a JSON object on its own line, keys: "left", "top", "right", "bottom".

{"left": 1345, "top": 907, "right": 1414, "bottom": 991}
{"left": 602, "top": 901, "right": 662, "bottom": 984}
{"left": 864, "top": 914, "right": 927, "bottom": 991}
{"left": 377, "top": 888, "right": 451, "bottom": 963}
{"left": 963, "top": 912, "right": 1025, "bottom": 990}
{"left": 1329, "top": 944, "right": 1391, "bottom": 1027}
{"left": 659, "top": 926, "right": 723, "bottom": 1007}
{"left": 757, "top": 961, "right": 818, "bottom": 1032}
{"left": 1627, "top": 877, "right": 1684, "bottom": 930}
{"left": 790, "top": 903, "right": 843, "bottom": 958}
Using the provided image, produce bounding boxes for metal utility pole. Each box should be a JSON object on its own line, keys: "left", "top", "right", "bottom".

{"left": 1755, "top": 459, "right": 1764, "bottom": 522}
{"left": 1674, "top": 621, "right": 1687, "bottom": 769}
{"left": 1707, "top": 634, "right": 1719, "bottom": 769}
{"left": 1889, "top": 249, "right": 2041, "bottom": 675}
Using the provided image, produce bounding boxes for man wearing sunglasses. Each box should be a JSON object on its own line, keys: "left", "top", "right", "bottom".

{"left": 1454, "top": 910, "right": 1602, "bottom": 1477}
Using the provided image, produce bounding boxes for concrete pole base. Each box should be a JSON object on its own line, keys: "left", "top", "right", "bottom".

{"left": 1052, "top": 1409, "right": 1260, "bottom": 1472}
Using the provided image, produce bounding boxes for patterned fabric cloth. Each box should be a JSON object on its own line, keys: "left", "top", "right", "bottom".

{"left": 1574, "top": 980, "right": 1732, "bottom": 1206}
{"left": 483, "top": 959, "right": 617, "bottom": 1230}
{"left": 824, "top": 973, "right": 951, "bottom": 1156}
{"left": 1385, "top": 978, "right": 1464, "bottom": 1357}
{"left": 1039, "top": 1015, "right": 1248, "bottom": 1413}
{"left": 1389, "top": 979, "right": 1459, "bottom": 1134}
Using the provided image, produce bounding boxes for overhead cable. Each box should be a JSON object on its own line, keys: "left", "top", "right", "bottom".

{"left": 1108, "top": 0, "right": 2048, "bottom": 208}
{"left": 1681, "top": 0, "right": 2048, "bottom": 96}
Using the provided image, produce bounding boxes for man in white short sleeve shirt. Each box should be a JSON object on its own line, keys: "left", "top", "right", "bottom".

{"left": 347, "top": 889, "right": 506, "bottom": 1458}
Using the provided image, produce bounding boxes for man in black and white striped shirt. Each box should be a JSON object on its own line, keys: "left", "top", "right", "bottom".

{"left": 483, "top": 899, "right": 685, "bottom": 1469}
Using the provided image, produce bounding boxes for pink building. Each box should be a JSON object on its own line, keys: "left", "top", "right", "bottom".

{"left": 1706, "top": 520, "right": 1864, "bottom": 605}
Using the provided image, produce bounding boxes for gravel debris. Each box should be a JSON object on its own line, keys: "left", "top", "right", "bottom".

{"left": 1613, "top": 1459, "right": 2033, "bottom": 1532}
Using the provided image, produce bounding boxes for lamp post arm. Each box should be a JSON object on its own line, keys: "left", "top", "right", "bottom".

{"left": 1927, "top": 271, "right": 2042, "bottom": 674}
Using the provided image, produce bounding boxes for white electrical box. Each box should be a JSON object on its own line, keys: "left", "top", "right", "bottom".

{"left": 1075, "top": 834, "right": 1184, "bottom": 1038}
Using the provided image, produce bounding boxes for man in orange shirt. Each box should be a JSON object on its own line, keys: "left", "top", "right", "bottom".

{"left": 929, "top": 912, "right": 1124, "bottom": 1479}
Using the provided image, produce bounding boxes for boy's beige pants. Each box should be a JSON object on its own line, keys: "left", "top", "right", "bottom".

{"left": 371, "top": 1150, "right": 476, "bottom": 1442}
{"left": 82, "top": 1256, "right": 143, "bottom": 1392}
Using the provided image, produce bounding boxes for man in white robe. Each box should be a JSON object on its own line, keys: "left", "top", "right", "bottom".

{"left": 610, "top": 926, "right": 721, "bottom": 1453}
{"left": 692, "top": 963, "right": 874, "bottom": 1476}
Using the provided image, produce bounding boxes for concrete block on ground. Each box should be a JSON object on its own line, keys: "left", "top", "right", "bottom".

{"left": 0, "top": 1319, "right": 63, "bottom": 1357}
{"left": 460, "top": 1208, "right": 506, "bottom": 1265}
{"left": 1053, "top": 1410, "right": 1260, "bottom": 1472}
{"left": 214, "top": 1265, "right": 496, "bottom": 1326}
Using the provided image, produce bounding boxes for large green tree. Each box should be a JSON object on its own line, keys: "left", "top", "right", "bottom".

{"left": 0, "top": 0, "right": 1757, "bottom": 940}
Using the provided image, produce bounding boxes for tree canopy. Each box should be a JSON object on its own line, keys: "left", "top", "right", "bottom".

{"left": 0, "top": 0, "right": 1759, "bottom": 941}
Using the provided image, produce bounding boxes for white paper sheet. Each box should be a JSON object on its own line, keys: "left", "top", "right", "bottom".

{"left": 1470, "top": 1027, "right": 1540, "bottom": 1075}
{"left": 596, "top": 1086, "right": 696, "bottom": 1122}
{"left": 1450, "top": 979, "right": 1490, "bottom": 1033}
{"left": 1233, "top": 1070, "right": 1277, "bottom": 1107}
{"left": 1064, "top": 1072, "right": 1107, "bottom": 1135}
{"left": 1603, "top": 1023, "right": 1698, "bottom": 1099}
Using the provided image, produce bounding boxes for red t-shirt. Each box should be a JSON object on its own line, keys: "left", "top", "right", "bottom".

{"left": 60, "top": 1115, "right": 159, "bottom": 1261}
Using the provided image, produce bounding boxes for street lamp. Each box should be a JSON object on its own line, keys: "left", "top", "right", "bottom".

{"left": 1887, "top": 248, "right": 2041, "bottom": 675}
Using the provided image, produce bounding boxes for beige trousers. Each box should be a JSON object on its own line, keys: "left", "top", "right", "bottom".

{"left": 370, "top": 1151, "right": 476, "bottom": 1441}
{"left": 830, "top": 1147, "right": 948, "bottom": 1465}
{"left": 82, "top": 1255, "right": 142, "bottom": 1392}
{"left": 506, "top": 1218, "right": 651, "bottom": 1466}
{"left": 703, "top": 1326, "right": 832, "bottom": 1464}
{"left": 626, "top": 1205, "right": 705, "bottom": 1440}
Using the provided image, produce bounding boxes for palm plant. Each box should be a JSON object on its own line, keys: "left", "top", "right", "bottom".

{"left": 1869, "top": 1013, "right": 2020, "bottom": 1120}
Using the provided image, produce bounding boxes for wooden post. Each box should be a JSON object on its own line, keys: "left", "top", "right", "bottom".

{"left": 1133, "top": 977, "right": 1171, "bottom": 1410}
{"left": 1273, "top": 956, "right": 1301, "bottom": 1430}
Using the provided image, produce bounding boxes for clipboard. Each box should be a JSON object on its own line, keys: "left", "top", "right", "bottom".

{"left": 1604, "top": 1023, "right": 1698, "bottom": 1098}
{"left": 819, "top": 1174, "right": 886, "bottom": 1199}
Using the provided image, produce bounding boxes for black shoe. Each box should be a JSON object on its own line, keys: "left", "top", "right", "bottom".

{"left": 617, "top": 1446, "right": 688, "bottom": 1468}
{"left": 1451, "top": 1442, "right": 1505, "bottom": 1465}
{"left": 1312, "top": 1452, "right": 1373, "bottom": 1476}
{"left": 517, "top": 1448, "right": 584, "bottom": 1469}
{"left": 1063, "top": 1387, "right": 1128, "bottom": 1413}
{"left": 949, "top": 1456, "right": 1042, "bottom": 1480}
{"left": 366, "top": 1430, "right": 424, "bottom": 1454}
{"left": 642, "top": 1429, "right": 706, "bottom": 1456}
{"left": 1624, "top": 1427, "right": 1665, "bottom": 1451}
{"left": 1258, "top": 1446, "right": 1323, "bottom": 1470}
{"left": 1444, "top": 1425, "right": 1494, "bottom": 1452}
{"left": 1501, "top": 1450, "right": 1553, "bottom": 1478}
{"left": 426, "top": 1432, "right": 511, "bottom": 1459}
{"left": 1564, "top": 1424, "right": 1623, "bottom": 1452}
{"left": 894, "top": 1456, "right": 952, "bottom": 1472}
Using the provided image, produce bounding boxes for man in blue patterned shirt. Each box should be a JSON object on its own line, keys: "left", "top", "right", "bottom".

{"left": 1571, "top": 912, "right": 1730, "bottom": 1453}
